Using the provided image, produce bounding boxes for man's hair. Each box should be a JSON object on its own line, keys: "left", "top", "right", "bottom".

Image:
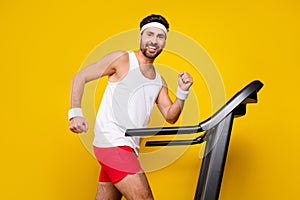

{"left": 140, "top": 14, "right": 169, "bottom": 33}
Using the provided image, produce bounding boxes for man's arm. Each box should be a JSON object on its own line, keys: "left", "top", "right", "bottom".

{"left": 69, "top": 51, "right": 126, "bottom": 133}
{"left": 156, "top": 72, "right": 193, "bottom": 124}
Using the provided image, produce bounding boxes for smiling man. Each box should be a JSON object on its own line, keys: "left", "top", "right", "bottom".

{"left": 68, "top": 14, "right": 193, "bottom": 200}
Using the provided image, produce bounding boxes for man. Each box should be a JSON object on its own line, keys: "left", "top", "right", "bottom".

{"left": 68, "top": 14, "right": 193, "bottom": 200}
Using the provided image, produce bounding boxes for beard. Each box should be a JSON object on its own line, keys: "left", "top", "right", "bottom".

{"left": 140, "top": 43, "right": 163, "bottom": 59}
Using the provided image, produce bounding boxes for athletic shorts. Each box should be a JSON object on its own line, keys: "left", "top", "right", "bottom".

{"left": 93, "top": 146, "right": 142, "bottom": 184}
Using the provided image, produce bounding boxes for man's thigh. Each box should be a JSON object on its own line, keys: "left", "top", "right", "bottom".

{"left": 114, "top": 173, "right": 154, "bottom": 200}
{"left": 96, "top": 182, "right": 122, "bottom": 200}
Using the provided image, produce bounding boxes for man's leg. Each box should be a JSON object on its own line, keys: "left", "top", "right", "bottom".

{"left": 95, "top": 182, "right": 122, "bottom": 200}
{"left": 114, "top": 173, "right": 154, "bottom": 200}
{"left": 94, "top": 146, "right": 153, "bottom": 200}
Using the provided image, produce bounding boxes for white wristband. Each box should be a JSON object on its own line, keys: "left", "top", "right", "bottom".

{"left": 68, "top": 108, "right": 84, "bottom": 121}
{"left": 176, "top": 86, "right": 189, "bottom": 100}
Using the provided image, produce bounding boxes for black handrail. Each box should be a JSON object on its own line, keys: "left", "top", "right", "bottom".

{"left": 125, "top": 80, "right": 263, "bottom": 137}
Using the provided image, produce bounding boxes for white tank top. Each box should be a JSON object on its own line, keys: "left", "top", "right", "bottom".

{"left": 93, "top": 51, "right": 163, "bottom": 153}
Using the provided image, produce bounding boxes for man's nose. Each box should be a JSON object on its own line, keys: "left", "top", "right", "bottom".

{"left": 150, "top": 36, "right": 158, "bottom": 44}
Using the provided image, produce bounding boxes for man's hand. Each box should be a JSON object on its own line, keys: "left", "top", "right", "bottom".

{"left": 178, "top": 71, "right": 193, "bottom": 91}
{"left": 69, "top": 117, "right": 89, "bottom": 133}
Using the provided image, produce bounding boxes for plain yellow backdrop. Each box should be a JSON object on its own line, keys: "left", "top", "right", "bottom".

{"left": 1, "top": 0, "right": 300, "bottom": 199}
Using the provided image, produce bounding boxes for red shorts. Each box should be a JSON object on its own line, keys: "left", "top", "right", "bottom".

{"left": 93, "top": 146, "right": 142, "bottom": 184}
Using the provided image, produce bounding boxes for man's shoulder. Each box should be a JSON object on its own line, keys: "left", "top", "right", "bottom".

{"left": 106, "top": 50, "right": 128, "bottom": 58}
{"left": 106, "top": 50, "right": 130, "bottom": 74}
{"left": 103, "top": 50, "right": 129, "bottom": 64}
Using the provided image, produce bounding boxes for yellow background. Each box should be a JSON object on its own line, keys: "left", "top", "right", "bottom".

{"left": 1, "top": 0, "right": 299, "bottom": 199}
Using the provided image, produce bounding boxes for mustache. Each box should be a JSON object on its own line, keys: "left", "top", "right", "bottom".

{"left": 146, "top": 43, "right": 159, "bottom": 48}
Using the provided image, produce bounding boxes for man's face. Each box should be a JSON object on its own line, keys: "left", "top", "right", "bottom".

{"left": 139, "top": 27, "right": 166, "bottom": 59}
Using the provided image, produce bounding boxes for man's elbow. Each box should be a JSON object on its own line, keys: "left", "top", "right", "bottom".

{"left": 72, "top": 73, "right": 86, "bottom": 84}
{"left": 166, "top": 117, "right": 178, "bottom": 124}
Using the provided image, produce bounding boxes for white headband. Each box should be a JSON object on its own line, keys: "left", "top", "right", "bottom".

{"left": 140, "top": 22, "right": 168, "bottom": 34}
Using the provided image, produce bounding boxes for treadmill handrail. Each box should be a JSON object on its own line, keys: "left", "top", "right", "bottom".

{"left": 125, "top": 80, "right": 263, "bottom": 137}
{"left": 198, "top": 80, "right": 263, "bottom": 131}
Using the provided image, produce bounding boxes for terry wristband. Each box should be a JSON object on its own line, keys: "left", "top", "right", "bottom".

{"left": 176, "top": 86, "right": 189, "bottom": 100}
{"left": 68, "top": 108, "right": 83, "bottom": 121}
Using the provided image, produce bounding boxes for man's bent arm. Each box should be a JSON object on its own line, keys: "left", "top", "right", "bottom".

{"left": 68, "top": 51, "right": 125, "bottom": 133}
{"left": 156, "top": 85, "right": 186, "bottom": 124}
{"left": 69, "top": 51, "right": 125, "bottom": 108}
{"left": 156, "top": 73, "right": 193, "bottom": 124}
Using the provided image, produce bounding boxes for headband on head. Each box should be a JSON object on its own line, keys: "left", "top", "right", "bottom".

{"left": 140, "top": 22, "right": 168, "bottom": 34}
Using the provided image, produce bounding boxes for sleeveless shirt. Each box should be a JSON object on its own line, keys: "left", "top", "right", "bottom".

{"left": 93, "top": 51, "right": 163, "bottom": 153}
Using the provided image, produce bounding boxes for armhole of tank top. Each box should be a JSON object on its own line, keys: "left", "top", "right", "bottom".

{"left": 107, "top": 51, "right": 134, "bottom": 85}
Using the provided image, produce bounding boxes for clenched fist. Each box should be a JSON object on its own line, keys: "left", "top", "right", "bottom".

{"left": 69, "top": 117, "right": 89, "bottom": 133}
{"left": 178, "top": 71, "right": 193, "bottom": 91}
